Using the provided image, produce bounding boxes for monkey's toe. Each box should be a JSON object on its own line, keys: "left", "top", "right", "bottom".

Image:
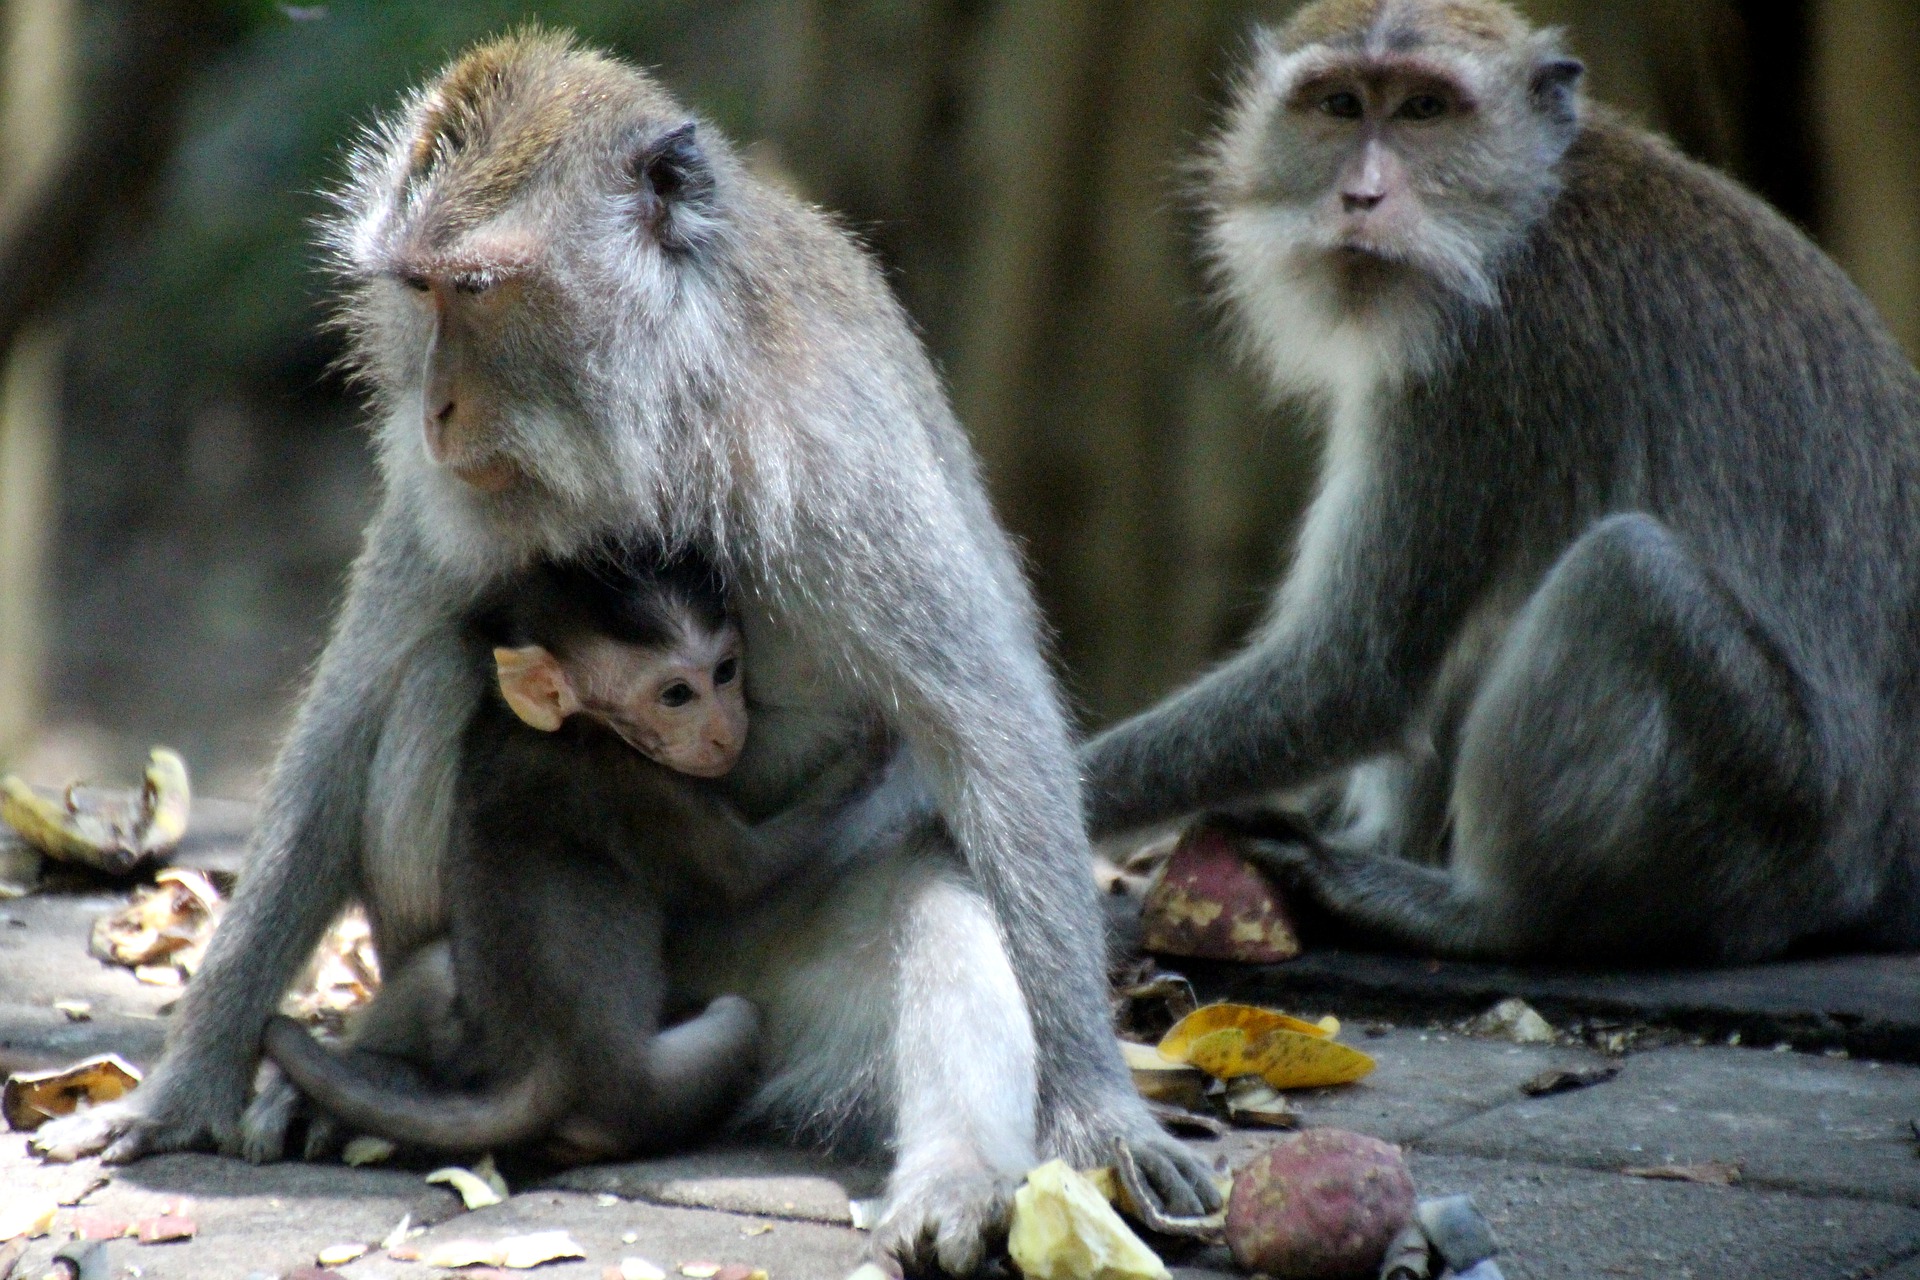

{"left": 31, "top": 1102, "right": 134, "bottom": 1163}
{"left": 873, "top": 1171, "right": 1014, "bottom": 1277}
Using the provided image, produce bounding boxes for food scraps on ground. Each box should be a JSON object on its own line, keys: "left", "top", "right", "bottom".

{"left": 1621, "top": 1160, "right": 1743, "bottom": 1186}
{"left": 1463, "top": 998, "right": 1556, "bottom": 1045}
{"left": 1137, "top": 826, "right": 1301, "bottom": 963}
{"left": 427, "top": 1158, "right": 509, "bottom": 1209}
{"left": 1377, "top": 1222, "right": 1432, "bottom": 1280}
{"left": 2, "top": 1054, "right": 142, "bottom": 1132}
{"left": 605, "top": 1258, "right": 668, "bottom": 1280}
{"left": 1118, "top": 1040, "right": 1208, "bottom": 1112}
{"left": 1224, "top": 1129, "right": 1416, "bottom": 1280}
{"left": 1519, "top": 1064, "right": 1620, "bottom": 1096}
{"left": 0, "top": 748, "right": 191, "bottom": 875}
{"left": 89, "top": 867, "right": 223, "bottom": 981}
{"left": 0, "top": 1196, "right": 55, "bottom": 1242}
{"left": 1008, "top": 1159, "right": 1171, "bottom": 1280}
{"left": 134, "top": 1214, "right": 197, "bottom": 1243}
{"left": 283, "top": 907, "right": 381, "bottom": 1031}
{"left": 1158, "top": 1003, "right": 1373, "bottom": 1090}
{"left": 316, "top": 1243, "right": 368, "bottom": 1266}
{"left": 343, "top": 1135, "right": 397, "bottom": 1166}
{"left": 1222, "top": 1076, "right": 1298, "bottom": 1128}
{"left": 417, "top": 1231, "right": 585, "bottom": 1269}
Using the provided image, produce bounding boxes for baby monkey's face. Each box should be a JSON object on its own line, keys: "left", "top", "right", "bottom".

{"left": 493, "top": 620, "right": 749, "bottom": 778}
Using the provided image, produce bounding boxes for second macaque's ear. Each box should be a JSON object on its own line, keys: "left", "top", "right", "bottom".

{"left": 493, "top": 646, "right": 581, "bottom": 732}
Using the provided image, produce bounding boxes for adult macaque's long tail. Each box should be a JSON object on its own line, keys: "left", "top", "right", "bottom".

{"left": 263, "top": 1015, "right": 567, "bottom": 1153}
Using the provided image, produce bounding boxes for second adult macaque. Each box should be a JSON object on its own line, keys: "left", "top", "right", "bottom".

{"left": 265, "top": 549, "right": 867, "bottom": 1160}
{"left": 1083, "top": 0, "right": 1920, "bottom": 965}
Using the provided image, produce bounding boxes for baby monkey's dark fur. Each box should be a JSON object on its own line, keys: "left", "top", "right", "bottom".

{"left": 266, "top": 548, "right": 859, "bottom": 1160}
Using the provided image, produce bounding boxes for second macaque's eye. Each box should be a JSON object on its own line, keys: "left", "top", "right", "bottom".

{"left": 659, "top": 681, "right": 695, "bottom": 708}
{"left": 1320, "top": 91, "right": 1364, "bottom": 119}
{"left": 1396, "top": 93, "right": 1449, "bottom": 121}
{"left": 713, "top": 656, "right": 738, "bottom": 686}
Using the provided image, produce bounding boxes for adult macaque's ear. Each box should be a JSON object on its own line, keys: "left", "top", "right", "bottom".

{"left": 1528, "top": 53, "right": 1584, "bottom": 127}
{"left": 493, "top": 646, "right": 579, "bottom": 732}
{"left": 629, "top": 121, "right": 718, "bottom": 251}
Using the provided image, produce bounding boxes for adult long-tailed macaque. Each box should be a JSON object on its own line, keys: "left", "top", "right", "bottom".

{"left": 1083, "top": 0, "right": 1920, "bottom": 965}
{"left": 263, "top": 547, "right": 861, "bottom": 1162}
{"left": 32, "top": 32, "right": 1215, "bottom": 1272}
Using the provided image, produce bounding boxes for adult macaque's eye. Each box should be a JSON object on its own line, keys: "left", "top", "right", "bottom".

{"left": 713, "top": 657, "right": 738, "bottom": 686}
{"left": 659, "top": 682, "right": 695, "bottom": 708}
{"left": 1320, "top": 91, "right": 1364, "bottom": 119}
{"left": 1397, "top": 93, "right": 1449, "bottom": 121}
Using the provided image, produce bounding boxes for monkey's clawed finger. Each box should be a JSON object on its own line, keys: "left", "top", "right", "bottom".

{"left": 1114, "top": 1135, "right": 1221, "bottom": 1223}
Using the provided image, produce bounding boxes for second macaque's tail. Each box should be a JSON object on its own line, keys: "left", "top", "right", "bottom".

{"left": 263, "top": 1014, "right": 568, "bottom": 1153}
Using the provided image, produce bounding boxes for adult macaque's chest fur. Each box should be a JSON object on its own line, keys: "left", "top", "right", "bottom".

{"left": 723, "top": 600, "right": 875, "bottom": 821}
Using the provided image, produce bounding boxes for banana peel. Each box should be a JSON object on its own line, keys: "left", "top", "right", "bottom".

{"left": 0, "top": 748, "right": 191, "bottom": 874}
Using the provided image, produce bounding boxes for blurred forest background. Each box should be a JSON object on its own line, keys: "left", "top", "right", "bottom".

{"left": 0, "top": 0, "right": 1915, "bottom": 799}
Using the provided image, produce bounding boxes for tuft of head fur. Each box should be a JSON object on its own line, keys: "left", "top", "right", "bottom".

{"left": 319, "top": 30, "right": 953, "bottom": 595}
{"left": 1277, "top": 0, "right": 1529, "bottom": 54}
{"left": 1200, "top": 0, "right": 1582, "bottom": 409}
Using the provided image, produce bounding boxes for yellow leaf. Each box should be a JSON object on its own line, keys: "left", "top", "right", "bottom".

{"left": 1156, "top": 1003, "right": 1335, "bottom": 1061}
{"left": 1181, "top": 1024, "right": 1374, "bottom": 1088}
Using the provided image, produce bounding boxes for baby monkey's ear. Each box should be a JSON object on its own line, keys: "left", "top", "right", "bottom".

{"left": 493, "top": 645, "right": 581, "bottom": 732}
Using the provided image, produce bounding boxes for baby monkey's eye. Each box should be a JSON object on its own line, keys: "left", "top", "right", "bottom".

{"left": 1396, "top": 93, "right": 1449, "bottom": 121}
{"left": 659, "top": 682, "right": 695, "bottom": 708}
{"left": 400, "top": 274, "right": 431, "bottom": 292}
{"left": 1320, "top": 91, "right": 1364, "bottom": 119}
{"left": 713, "top": 656, "right": 738, "bottom": 686}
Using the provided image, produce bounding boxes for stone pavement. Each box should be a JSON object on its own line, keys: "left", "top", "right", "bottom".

{"left": 6, "top": 873, "right": 1920, "bottom": 1279}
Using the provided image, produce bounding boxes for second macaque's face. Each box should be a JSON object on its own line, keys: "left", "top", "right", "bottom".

{"left": 494, "top": 622, "right": 748, "bottom": 777}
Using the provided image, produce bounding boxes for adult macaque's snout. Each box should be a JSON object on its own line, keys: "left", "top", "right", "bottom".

{"left": 419, "top": 306, "right": 519, "bottom": 493}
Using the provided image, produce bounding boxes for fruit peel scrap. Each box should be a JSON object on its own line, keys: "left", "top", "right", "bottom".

{"left": 2, "top": 1053, "right": 142, "bottom": 1132}
{"left": 1157, "top": 1003, "right": 1336, "bottom": 1059}
{"left": 426, "top": 1163, "right": 506, "bottom": 1210}
{"left": 1156, "top": 1003, "right": 1370, "bottom": 1090}
{"left": 422, "top": 1230, "right": 585, "bottom": 1269}
{"left": 0, "top": 747, "right": 191, "bottom": 873}
{"left": 1008, "top": 1159, "right": 1170, "bottom": 1280}
{"left": 1138, "top": 827, "right": 1300, "bottom": 962}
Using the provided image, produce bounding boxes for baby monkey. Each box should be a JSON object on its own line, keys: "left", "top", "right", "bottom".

{"left": 265, "top": 547, "right": 868, "bottom": 1161}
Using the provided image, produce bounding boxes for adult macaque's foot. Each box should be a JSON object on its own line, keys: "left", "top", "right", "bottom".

{"left": 871, "top": 1170, "right": 1016, "bottom": 1277}
{"left": 1042, "top": 1095, "right": 1222, "bottom": 1221}
{"left": 31, "top": 1101, "right": 137, "bottom": 1163}
{"left": 34, "top": 1067, "right": 252, "bottom": 1164}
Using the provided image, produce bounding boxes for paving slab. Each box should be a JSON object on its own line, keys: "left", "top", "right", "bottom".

{"left": 0, "top": 889, "right": 176, "bottom": 1074}
{"left": 546, "top": 1142, "right": 887, "bottom": 1224}
{"left": 1261, "top": 1025, "right": 1615, "bottom": 1145}
{"left": 1426, "top": 1044, "right": 1920, "bottom": 1204}
{"left": 0, "top": 1137, "right": 871, "bottom": 1280}
{"left": 1404, "top": 1151, "right": 1920, "bottom": 1280}
{"left": 1194, "top": 947, "right": 1920, "bottom": 1061}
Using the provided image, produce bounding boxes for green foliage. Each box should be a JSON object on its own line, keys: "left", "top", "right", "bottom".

{"left": 91, "top": 0, "right": 761, "bottom": 389}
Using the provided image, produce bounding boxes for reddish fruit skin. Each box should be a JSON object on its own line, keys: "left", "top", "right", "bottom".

{"left": 1225, "top": 1129, "right": 1416, "bottom": 1279}
{"left": 1140, "top": 827, "right": 1301, "bottom": 962}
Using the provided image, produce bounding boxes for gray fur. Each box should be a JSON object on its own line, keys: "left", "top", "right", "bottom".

{"left": 1082, "top": 0, "right": 1920, "bottom": 965}
{"left": 31, "top": 32, "right": 1214, "bottom": 1270}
